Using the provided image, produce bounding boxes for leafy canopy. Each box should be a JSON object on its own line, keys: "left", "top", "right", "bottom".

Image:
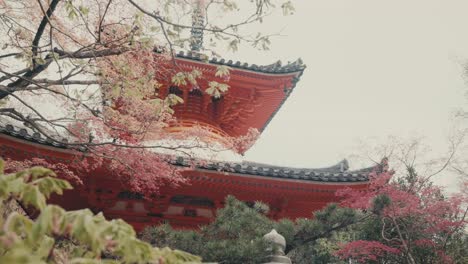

{"left": 0, "top": 159, "right": 201, "bottom": 264}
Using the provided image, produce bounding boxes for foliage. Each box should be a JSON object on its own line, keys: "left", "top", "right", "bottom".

{"left": 4, "top": 158, "right": 82, "bottom": 186}
{"left": 335, "top": 163, "right": 468, "bottom": 264}
{"left": 0, "top": 159, "right": 201, "bottom": 264}
{"left": 205, "top": 81, "right": 229, "bottom": 99}
{"left": 140, "top": 196, "right": 358, "bottom": 264}
{"left": 141, "top": 196, "right": 272, "bottom": 264}
{"left": 139, "top": 165, "right": 468, "bottom": 264}
{"left": 285, "top": 204, "right": 358, "bottom": 264}
{"left": 0, "top": 0, "right": 294, "bottom": 195}
{"left": 335, "top": 240, "right": 400, "bottom": 263}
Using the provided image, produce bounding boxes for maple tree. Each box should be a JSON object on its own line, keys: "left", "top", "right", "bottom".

{"left": 0, "top": 0, "right": 292, "bottom": 193}
{"left": 0, "top": 159, "right": 201, "bottom": 263}
{"left": 140, "top": 195, "right": 361, "bottom": 264}
{"left": 141, "top": 196, "right": 275, "bottom": 264}
{"left": 334, "top": 160, "right": 468, "bottom": 264}
{"left": 142, "top": 160, "right": 468, "bottom": 264}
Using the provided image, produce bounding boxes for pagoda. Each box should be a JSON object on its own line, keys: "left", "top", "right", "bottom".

{"left": 0, "top": 4, "right": 381, "bottom": 230}
{"left": 0, "top": 50, "right": 378, "bottom": 230}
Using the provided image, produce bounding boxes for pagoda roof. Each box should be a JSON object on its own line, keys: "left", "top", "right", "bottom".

{"left": 0, "top": 121, "right": 378, "bottom": 184}
{"left": 0, "top": 121, "right": 69, "bottom": 148}
{"left": 153, "top": 49, "right": 306, "bottom": 146}
{"left": 171, "top": 49, "right": 306, "bottom": 74}
{"left": 172, "top": 157, "right": 375, "bottom": 183}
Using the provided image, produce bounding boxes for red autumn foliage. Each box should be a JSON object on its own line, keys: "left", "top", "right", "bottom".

{"left": 89, "top": 146, "right": 187, "bottom": 194}
{"left": 335, "top": 159, "right": 468, "bottom": 263}
{"left": 335, "top": 240, "right": 400, "bottom": 262}
{"left": 4, "top": 158, "right": 82, "bottom": 186}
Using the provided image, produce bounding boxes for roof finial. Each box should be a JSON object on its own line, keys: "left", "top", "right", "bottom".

{"left": 190, "top": 0, "right": 205, "bottom": 52}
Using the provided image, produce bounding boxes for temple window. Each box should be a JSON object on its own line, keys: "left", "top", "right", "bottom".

{"left": 189, "top": 88, "right": 203, "bottom": 97}
{"left": 183, "top": 209, "right": 197, "bottom": 217}
{"left": 168, "top": 85, "right": 183, "bottom": 95}
{"left": 170, "top": 195, "right": 214, "bottom": 207}
{"left": 117, "top": 191, "right": 144, "bottom": 200}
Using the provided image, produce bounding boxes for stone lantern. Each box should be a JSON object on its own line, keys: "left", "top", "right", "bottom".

{"left": 262, "top": 229, "right": 292, "bottom": 264}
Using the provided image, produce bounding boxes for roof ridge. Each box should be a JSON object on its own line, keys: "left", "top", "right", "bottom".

{"left": 0, "top": 120, "right": 373, "bottom": 183}
{"left": 171, "top": 156, "right": 371, "bottom": 183}
{"left": 0, "top": 119, "right": 70, "bottom": 148}
{"left": 154, "top": 47, "right": 306, "bottom": 74}
{"left": 240, "top": 159, "right": 350, "bottom": 172}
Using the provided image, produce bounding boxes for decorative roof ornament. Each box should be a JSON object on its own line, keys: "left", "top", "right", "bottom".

{"left": 190, "top": 0, "right": 205, "bottom": 52}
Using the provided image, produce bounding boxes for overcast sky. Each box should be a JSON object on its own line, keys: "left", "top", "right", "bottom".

{"left": 222, "top": 0, "right": 468, "bottom": 190}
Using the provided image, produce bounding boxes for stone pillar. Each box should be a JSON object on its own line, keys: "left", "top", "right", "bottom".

{"left": 262, "top": 229, "right": 292, "bottom": 264}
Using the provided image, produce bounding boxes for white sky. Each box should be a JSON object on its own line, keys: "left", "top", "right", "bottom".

{"left": 222, "top": 0, "right": 468, "bottom": 190}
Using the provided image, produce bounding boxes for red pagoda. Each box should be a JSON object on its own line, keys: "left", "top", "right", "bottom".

{"left": 0, "top": 5, "right": 380, "bottom": 230}
{"left": 0, "top": 50, "right": 378, "bottom": 230}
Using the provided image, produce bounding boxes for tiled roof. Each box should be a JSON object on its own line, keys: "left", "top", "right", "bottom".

{"left": 0, "top": 121, "right": 69, "bottom": 148}
{"left": 172, "top": 156, "right": 375, "bottom": 183}
{"left": 157, "top": 48, "right": 306, "bottom": 74}
{"left": 155, "top": 48, "right": 307, "bottom": 135}
{"left": 0, "top": 121, "right": 376, "bottom": 183}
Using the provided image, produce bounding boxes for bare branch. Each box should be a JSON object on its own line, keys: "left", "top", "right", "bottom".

{"left": 52, "top": 46, "right": 130, "bottom": 59}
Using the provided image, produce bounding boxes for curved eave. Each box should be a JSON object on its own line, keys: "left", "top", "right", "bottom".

{"left": 165, "top": 49, "right": 306, "bottom": 75}
{"left": 0, "top": 124, "right": 70, "bottom": 149}
{"left": 260, "top": 69, "right": 304, "bottom": 133}
{"left": 154, "top": 50, "right": 306, "bottom": 149}
{"left": 172, "top": 157, "right": 373, "bottom": 184}
{"left": 0, "top": 122, "right": 374, "bottom": 184}
{"left": 194, "top": 168, "right": 370, "bottom": 186}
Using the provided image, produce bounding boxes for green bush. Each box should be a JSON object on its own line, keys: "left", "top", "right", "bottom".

{"left": 0, "top": 159, "right": 201, "bottom": 264}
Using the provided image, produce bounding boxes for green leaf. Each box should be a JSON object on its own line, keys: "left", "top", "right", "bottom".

{"left": 206, "top": 81, "right": 228, "bottom": 98}
{"left": 205, "top": 86, "right": 216, "bottom": 97}
{"left": 65, "top": 0, "right": 78, "bottom": 19}
{"left": 192, "top": 69, "right": 202, "bottom": 78}
{"left": 218, "top": 83, "right": 230, "bottom": 93}
{"left": 0, "top": 246, "right": 47, "bottom": 264}
{"left": 3, "top": 212, "right": 34, "bottom": 237}
{"left": 31, "top": 206, "right": 53, "bottom": 242}
{"left": 228, "top": 39, "right": 239, "bottom": 52}
{"left": 78, "top": 6, "right": 89, "bottom": 16}
{"left": 171, "top": 72, "right": 187, "bottom": 86}
{"left": 71, "top": 258, "right": 111, "bottom": 264}
{"left": 6, "top": 177, "right": 25, "bottom": 196}
{"left": 281, "top": 1, "right": 295, "bottom": 16}
{"left": 35, "top": 57, "right": 46, "bottom": 65}
{"left": 222, "top": 0, "right": 238, "bottom": 11}
{"left": 186, "top": 73, "right": 197, "bottom": 85}
{"left": 215, "top": 65, "right": 230, "bottom": 78}
{"left": 166, "top": 94, "right": 184, "bottom": 106}
{"left": 21, "top": 185, "right": 46, "bottom": 210}
{"left": 34, "top": 236, "right": 55, "bottom": 259}
{"left": 0, "top": 160, "right": 202, "bottom": 263}
{"left": 33, "top": 177, "right": 72, "bottom": 199}
{"left": 166, "top": 28, "right": 179, "bottom": 40}
{"left": 150, "top": 26, "right": 160, "bottom": 32}
{"left": 28, "top": 167, "right": 56, "bottom": 181}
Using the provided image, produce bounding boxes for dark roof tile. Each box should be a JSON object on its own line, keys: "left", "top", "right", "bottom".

{"left": 178, "top": 157, "right": 376, "bottom": 183}
{"left": 160, "top": 48, "right": 306, "bottom": 74}
{"left": 0, "top": 121, "right": 375, "bottom": 183}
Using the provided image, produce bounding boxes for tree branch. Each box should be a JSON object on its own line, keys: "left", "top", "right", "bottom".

{"left": 0, "top": 0, "right": 61, "bottom": 98}
{"left": 52, "top": 46, "right": 130, "bottom": 59}
{"left": 34, "top": 79, "right": 100, "bottom": 85}
{"left": 32, "top": 0, "right": 61, "bottom": 67}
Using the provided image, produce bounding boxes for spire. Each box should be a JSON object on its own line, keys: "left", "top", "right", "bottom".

{"left": 190, "top": 0, "right": 205, "bottom": 52}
